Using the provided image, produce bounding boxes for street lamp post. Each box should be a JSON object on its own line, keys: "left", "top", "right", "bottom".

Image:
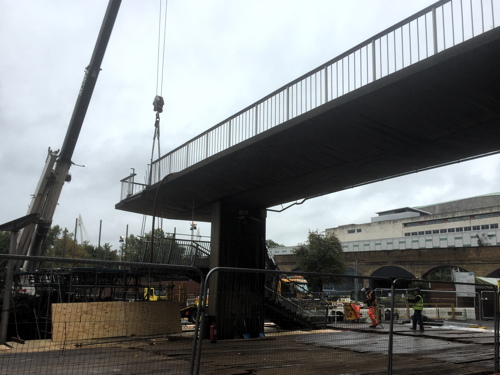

{"left": 190, "top": 222, "right": 197, "bottom": 265}
{"left": 119, "top": 235, "right": 124, "bottom": 264}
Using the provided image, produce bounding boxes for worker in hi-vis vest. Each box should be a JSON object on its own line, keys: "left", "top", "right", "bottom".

{"left": 408, "top": 287, "right": 424, "bottom": 331}
{"left": 363, "top": 287, "right": 380, "bottom": 328}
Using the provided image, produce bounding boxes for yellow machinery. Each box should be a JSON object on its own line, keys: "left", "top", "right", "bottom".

{"left": 144, "top": 287, "right": 168, "bottom": 301}
{"left": 277, "top": 275, "right": 311, "bottom": 298}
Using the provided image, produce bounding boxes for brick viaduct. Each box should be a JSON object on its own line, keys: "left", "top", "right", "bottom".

{"left": 274, "top": 246, "right": 500, "bottom": 279}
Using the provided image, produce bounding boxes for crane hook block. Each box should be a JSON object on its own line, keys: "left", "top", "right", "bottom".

{"left": 153, "top": 95, "right": 164, "bottom": 113}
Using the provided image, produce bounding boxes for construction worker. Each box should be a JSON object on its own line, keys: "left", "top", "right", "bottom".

{"left": 363, "top": 287, "right": 380, "bottom": 327}
{"left": 408, "top": 287, "right": 424, "bottom": 331}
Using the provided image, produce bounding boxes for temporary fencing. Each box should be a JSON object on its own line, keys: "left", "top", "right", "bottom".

{"left": 0, "top": 254, "right": 204, "bottom": 375}
{"left": 193, "top": 268, "right": 394, "bottom": 374}
{"left": 1, "top": 255, "right": 499, "bottom": 374}
{"left": 192, "top": 267, "right": 500, "bottom": 374}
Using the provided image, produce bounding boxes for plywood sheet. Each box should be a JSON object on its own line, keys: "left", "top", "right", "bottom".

{"left": 52, "top": 301, "right": 181, "bottom": 341}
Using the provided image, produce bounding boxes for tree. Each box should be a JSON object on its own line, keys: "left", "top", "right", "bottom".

{"left": 39, "top": 225, "right": 120, "bottom": 266}
{"left": 265, "top": 239, "right": 285, "bottom": 248}
{"left": 294, "top": 230, "right": 345, "bottom": 293}
{"left": 121, "top": 230, "right": 191, "bottom": 264}
{"left": 121, "top": 234, "right": 144, "bottom": 262}
{"left": 85, "top": 242, "right": 118, "bottom": 261}
{"left": 41, "top": 225, "right": 63, "bottom": 257}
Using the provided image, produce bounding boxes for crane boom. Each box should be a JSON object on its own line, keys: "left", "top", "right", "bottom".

{"left": 20, "top": 0, "right": 122, "bottom": 271}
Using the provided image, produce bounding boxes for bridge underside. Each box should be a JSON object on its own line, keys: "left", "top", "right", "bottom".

{"left": 117, "top": 27, "right": 500, "bottom": 222}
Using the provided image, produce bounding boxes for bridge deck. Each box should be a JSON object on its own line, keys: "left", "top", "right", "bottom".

{"left": 117, "top": 27, "right": 500, "bottom": 222}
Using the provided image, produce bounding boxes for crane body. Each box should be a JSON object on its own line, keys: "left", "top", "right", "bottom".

{"left": 17, "top": 0, "right": 122, "bottom": 271}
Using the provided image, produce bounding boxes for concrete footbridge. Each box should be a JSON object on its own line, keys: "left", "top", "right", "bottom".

{"left": 117, "top": 1, "right": 500, "bottom": 223}
{"left": 116, "top": 0, "right": 500, "bottom": 339}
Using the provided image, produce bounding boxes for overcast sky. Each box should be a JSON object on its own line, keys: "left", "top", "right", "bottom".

{"left": 2, "top": 0, "right": 499, "bottom": 250}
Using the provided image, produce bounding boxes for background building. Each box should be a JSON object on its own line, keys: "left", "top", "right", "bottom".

{"left": 326, "top": 193, "right": 500, "bottom": 252}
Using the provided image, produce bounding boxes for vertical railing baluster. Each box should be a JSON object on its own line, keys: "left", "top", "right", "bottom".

{"left": 254, "top": 105, "right": 259, "bottom": 136}
{"left": 394, "top": 30, "right": 397, "bottom": 70}
{"left": 354, "top": 50, "right": 357, "bottom": 88}
{"left": 342, "top": 58, "right": 345, "bottom": 94}
{"left": 324, "top": 66, "right": 329, "bottom": 103}
{"left": 460, "top": 0, "right": 465, "bottom": 42}
{"left": 286, "top": 87, "right": 290, "bottom": 121}
{"left": 417, "top": 18, "right": 421, "bottom": 62}
{"left": 379, "top": 38, "right": 383, "bottom": 78}
{"left": 366, "top": 45, "right": 370, "bottom": 84}
{"left": 336, "top": 62, "right": 339, "bottom": 98}
{"left": 205, "top": 133, "right": 209, "bottom": 159}
{"left": 348, "top": 54, "right": 351, "bottom": 90}
{"left": 274, "top": 94, "right": 277, "bottom": 126}
{"left": 433, "top": 7, "right": 438, "bottom": 54}
{"left": 409, "top": 23, "right": 413, "bottom": 65}
{"left": 443, "top": 4, "right": 447, "bottom": 47}
{"left": 481, "top": 0, "right": 485, "bottom": 33}
{"left": 492, "top": 0, "right": 496, "bottom": 28}
{"left": 451, "top": 0, "right": 456, "bottom": 46}
{"left": 424, "top": 13, "right": 429, "bottom": 57}
{"left": 386, "top": 34, "right": 390, "bottom": 75}
{"left": 361, "top": 49, "right": 364, "bottom": 86}
{"left": 372, "top": 39, "right": 376, "bottom": 82}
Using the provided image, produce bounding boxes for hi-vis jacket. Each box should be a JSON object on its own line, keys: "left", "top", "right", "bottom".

{"left": 409, "top": 293, "right": 424, "bottom": 311}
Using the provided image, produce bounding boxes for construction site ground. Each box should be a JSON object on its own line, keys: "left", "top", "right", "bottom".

{"left": 0, "top": 320, "right": 498, "bottom": 375}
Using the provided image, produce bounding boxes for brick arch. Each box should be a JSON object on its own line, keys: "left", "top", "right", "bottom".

{"left": 486, "top": 268, "right": 500, "bottom": 278}
{"left": 275, "top": 246, "right": 500, "bottom": 280}
{"left": 370, "top": 265, "right": 415, "bottom": 279}
{"left": 342, "top": 247, "right": 500, "bottom": 279}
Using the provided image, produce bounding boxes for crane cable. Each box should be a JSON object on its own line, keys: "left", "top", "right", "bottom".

{"left": 150, "top": 0, "right": 168, "bottom": 185}
{"left": 156, "top": 0, "right": 168, "bottom": 97}
{"left": 149, "top": 0, "right": 168, "bottom": 264}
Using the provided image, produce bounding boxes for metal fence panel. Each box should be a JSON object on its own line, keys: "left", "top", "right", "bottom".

{"left": 1, "top": 256, "right": 499, "bottom": 374}
{"left": 0, "top": 255, "right": 204, "bottom": 375}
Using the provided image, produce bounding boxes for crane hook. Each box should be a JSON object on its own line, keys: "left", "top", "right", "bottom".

{"left": 153, "top": 95, "right": 164, "bottom": 113}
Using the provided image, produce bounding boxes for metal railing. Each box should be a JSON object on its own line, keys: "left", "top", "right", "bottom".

{"left": 121, "top": 0, "right": 499, "bottom": 199}
{"left": 132, "top": 236, "right": 210, "bottom": 267}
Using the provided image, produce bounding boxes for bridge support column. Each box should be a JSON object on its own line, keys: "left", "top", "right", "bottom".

{"left": 209, "top": 200, "right": 267, "bottom": 339}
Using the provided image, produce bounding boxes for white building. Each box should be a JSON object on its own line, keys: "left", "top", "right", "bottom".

{"left": 268, "top": 246, "right": 297, "bottom": 256}
{"left": 326, "top": 193, "right": 500, "bottom": 252}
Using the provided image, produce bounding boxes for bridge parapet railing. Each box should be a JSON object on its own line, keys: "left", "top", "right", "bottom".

{"left": 122, "top": 0, "right": 499, "bottom": 198}
{"left": 120, "top": 172, "right": 147, "bottom": 199}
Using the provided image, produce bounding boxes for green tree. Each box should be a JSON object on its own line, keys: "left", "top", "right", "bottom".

{"left": 84, "top": 242, "right": 118, "bottom": 261}
{"left": 294, "top": 230, "right": 345, "bottom": 293}
{"left": 101, "top": 243, "right": 118, "bottom": 261}
{"left": 265, "top": 239, "right": 285, "bottom": 248}
{"left": 121, "top": 234, "right": 143, "bottom": 262}
{"left": 41, "top": 225, "right": 63, "bottom": 256}
{"left": 41, "top": 226, "right": 104, "bottom": 267}
{"left": 122, "top": 230, "right": 190, "bottom": 264}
